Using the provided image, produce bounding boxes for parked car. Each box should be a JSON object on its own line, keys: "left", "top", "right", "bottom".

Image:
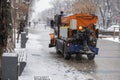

{"left": 107, "top": 25, "right": 120, "bottom": 32}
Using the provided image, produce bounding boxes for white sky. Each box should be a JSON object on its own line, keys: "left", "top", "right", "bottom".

{"left": 34, "top": 0, "right": 52, "bottom": 12}
{"left": 31, "top": 0, "right": 52, "bottom": 21}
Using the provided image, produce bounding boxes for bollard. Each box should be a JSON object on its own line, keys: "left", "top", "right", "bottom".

{"left": 2, "top": 53, "right": 18, "bottom": 80}
{"left": 21, "top": 32, "right": 28, "bottom": 48}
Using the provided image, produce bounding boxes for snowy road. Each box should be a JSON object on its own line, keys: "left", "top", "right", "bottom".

{"left": 19, "top": 24, "right": 93, "bottom": 80}
{"left": 18, "top": 24, "right": 120, "bottom": 80}
{"left": 25, "top": 0, "right": 120, "bottom": 79}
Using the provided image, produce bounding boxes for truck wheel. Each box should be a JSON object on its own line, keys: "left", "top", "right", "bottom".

{"left": 56, "top": 50, "right": 61, "bottom": 54}
{"left": 64, "top": 52, "right": 71, "bottom": 60}
{"left": 87, "top": 54, "right": 95, "bottom": 60}
{"left": 76, "top": 53, "right": 82, "bottom": 60}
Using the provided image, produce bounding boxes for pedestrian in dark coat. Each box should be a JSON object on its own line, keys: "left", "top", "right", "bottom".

{"left": 50, "top": 20, "right": 54, "bottom": 28}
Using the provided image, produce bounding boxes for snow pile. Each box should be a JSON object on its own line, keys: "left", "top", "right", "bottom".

{"left": 103, "top": 37, "right": 120, "bottom": 43}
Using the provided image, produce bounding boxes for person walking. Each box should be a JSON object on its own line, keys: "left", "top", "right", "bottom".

{"left": 17, "top": 21, "right": 25, "bottom": 43}
{"left": 28, "top": 21, "right": 31, "bottom": 27}
{"left": 50, "top": 19, "right": 54, "bottom": 29}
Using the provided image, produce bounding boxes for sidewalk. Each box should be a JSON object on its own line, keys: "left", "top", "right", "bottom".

{"left": 18, "top": 24, "right": 52, "bottom": 80}
{"left": 18, "top": 24, "right": 94, "bottom": 80}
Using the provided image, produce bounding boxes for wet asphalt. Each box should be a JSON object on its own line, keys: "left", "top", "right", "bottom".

{"left": 46, "top": 27, "right": 120, "bottom": 80}
{"left": 48, "top": 39, "right": 120, "bottom": 80}
{"left": 21, "top": 25, "right": 120, "bottom": 80}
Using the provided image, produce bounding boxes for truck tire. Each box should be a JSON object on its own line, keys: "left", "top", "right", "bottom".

{"left": 55, "top": 46, "right": 59, "bottom": 54}
{"left": 55, "top": 41, "right": 61, "bottom": 54}
{"left": 64, "top": 52, "right": 71, "bottom": 60}
{"left": 56, "top": 50, "right": 61, "bottom": 54}
{"left": 87, "top": 54, "right": 95, "bottom": 60}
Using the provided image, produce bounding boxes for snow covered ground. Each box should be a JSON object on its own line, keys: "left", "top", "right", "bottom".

{"left": 107, "top": 25, "right": 119, "bottom": 32}
{"left": 16, "top": 24, "right": 120, "bottom": 80}
{"left": 18, "top": 24, "right": 95, "bottom": 80}
{"left": 16, "top": 0, "right": 120, "bottom": 79}
{"left": 102, "top": 36, "right": 120, "bottom": 43}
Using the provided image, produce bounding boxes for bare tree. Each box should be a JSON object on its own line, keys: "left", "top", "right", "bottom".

{"left": 112, "top": 0, "right": 120, "bottom": 24}
{"left": 40, "top": 0, "right": 120, "bottom": 30}
{"left": 72, "top": 0, "right": 97, "bottom": 14}
{"left": 50, "top": 0, "right": 73, "bottom": 14}
{"left": 94, "top": 0, "right": 112, "bottom": 29}
{"left": 50, "top": 0, "right": 63, "bottom": 14}
{"left": 114, "top": 0, "right": 120, "bottom": 12}
{"left": 61, "top": 0, "right": 73, "bottom": 14}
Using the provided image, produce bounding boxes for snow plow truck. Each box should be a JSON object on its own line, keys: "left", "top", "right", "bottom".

{"left": 49, "top": 12, "right": 99, "bottom": 60}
